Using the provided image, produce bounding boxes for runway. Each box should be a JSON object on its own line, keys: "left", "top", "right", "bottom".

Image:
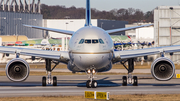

{"left": 1, "top": 75, "right": 180, "bottom": 97}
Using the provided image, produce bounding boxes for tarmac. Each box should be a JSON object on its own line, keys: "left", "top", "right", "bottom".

{"left": 0, "top": 75, "right": 180, "bottom": 97}
{"left": 1, "top": 68, "right": 180, "bottom": 74}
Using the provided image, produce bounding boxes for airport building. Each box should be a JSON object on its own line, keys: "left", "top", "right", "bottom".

{"left": 154, "top": 6, "right": 180, "bottom": 47}
{"left": 43, "top": 19, "right": 128, "bottom": 38}
{"left": 125, "top": 23, "right": 154, "bottom": 43}
{"left": 154, "top": 6, "right": 180, "bottom": 63}
{"left": 0, "top": 0, "right": 43, "bottom": 39}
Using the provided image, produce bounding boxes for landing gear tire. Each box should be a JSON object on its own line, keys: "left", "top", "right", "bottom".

{"left": 133, "top": 76, "right": 138, "bottom": 86}
{"left": 122, "top": 76, "right": 127, "bottom": 86}
{"left": 53, "top": 76, "right": 57, "bottom": 86}
{"left": 92, "top": 80, "right": 97, "bottom": 88}
{"left": 42, "top": 76, "right": 46, "bottom": 86}
{"left": 86, "top": 80, "right": 91, "bottom": 88}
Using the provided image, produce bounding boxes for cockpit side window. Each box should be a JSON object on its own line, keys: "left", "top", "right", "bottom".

{"left": 92, "top": 39, "right": 98, "bottom": 44}
{"left": 79, "top": 39, "right": 84, "bottom": 44}
{"left": 99, "top": 39, "right": 104, "bottom": 44}
{"left": 85, "top": 39, "right": 91, "bottom": 44}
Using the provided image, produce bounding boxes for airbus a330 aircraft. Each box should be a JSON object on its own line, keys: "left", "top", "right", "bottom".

{"left": 0, "top": 0, "right": 178, "bottom": 88}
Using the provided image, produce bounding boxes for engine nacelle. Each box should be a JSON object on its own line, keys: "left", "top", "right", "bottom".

{"left": 5, "top": 58, "right": 30, "bottom": 82}
{"left": 151, "top": 57, "right": 175, "bottom": 81}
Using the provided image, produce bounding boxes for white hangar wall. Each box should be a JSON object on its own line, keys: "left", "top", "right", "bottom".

{"left": 154, "top": 6, "right": 180, "bottom": 47}
{"left": 136, "top": 27, "right": 154, "bottom": 42}
{"left": 43, "top": 19, "right": 98, "bottom": 38}
{"left": 154, "top": 6, "right": 180, "bottom": 63}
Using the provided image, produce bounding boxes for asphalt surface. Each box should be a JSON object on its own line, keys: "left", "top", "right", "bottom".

{"left": 1, "top": 75, "right": 180, "bottom": 97}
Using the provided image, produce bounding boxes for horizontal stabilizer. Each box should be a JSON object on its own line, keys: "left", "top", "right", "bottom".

{"left": 23, "top": 24, "right": 74, "bottom": 35}
{"left": 107, "top": 24, "right": 153, "bottom": 34}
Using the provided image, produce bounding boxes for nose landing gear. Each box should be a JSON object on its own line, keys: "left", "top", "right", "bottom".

{"left": 86, "top": 68, "right": 97, "bottom": 88}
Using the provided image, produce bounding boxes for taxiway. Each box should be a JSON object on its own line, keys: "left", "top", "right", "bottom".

{"left": 0, "top": 75, "right": 180, "bottom": 97}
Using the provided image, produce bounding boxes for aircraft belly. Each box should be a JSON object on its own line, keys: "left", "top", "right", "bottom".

{"left": 73, "top": 53, "right": 111, "bottom": 70}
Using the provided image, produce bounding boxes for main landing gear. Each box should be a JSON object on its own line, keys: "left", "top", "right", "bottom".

{"left": 42, "top": 59, "right": 59, "bottom": 86}
{"left": 121, "top": 58, "right": 138, "bottom": 86}
{"left": 86, "top": 68, "right": 97, "bottom": 88}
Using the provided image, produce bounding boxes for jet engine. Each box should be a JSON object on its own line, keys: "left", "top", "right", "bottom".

{"left": 151, "top": 57, "right": 175, "bottom": 81}
{"left": 5, "top": 58, "right": 30, "bottom": 82}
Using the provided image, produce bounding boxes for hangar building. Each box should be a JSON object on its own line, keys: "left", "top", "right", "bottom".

{"left": 154, "top": 6, "right": 180, "bottom": 47}
{"left": 43, "top": 19, "right": 128, "bottom": 38}
{"left": 154, "top": 6, "right": 180, "bottom": 63}
{"left": 0, "top": 0, "right": 43, "bottom": 39}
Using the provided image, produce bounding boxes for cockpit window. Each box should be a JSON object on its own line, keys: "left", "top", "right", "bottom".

{"left": 85, "top": 39, "right": 91, "bottom": 44}
{"left": 79, "top": 39, "right": 104, "bottom": 44}
{"left": 99, "top": 39, "right": 104, "bottom": 44}
{"left": 79, "top": 39, "right": 84, "bottom": 44}
{"left": 92, "top": 39, "right": 98, "bottom": 44}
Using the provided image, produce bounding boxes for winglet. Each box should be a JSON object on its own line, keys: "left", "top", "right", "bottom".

{"left": 85, "top": 0, "right": 92, "bottom": 26}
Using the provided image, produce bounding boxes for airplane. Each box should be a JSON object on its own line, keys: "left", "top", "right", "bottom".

{"left": 0, "top": 0, "right": 177, "bottom": 88}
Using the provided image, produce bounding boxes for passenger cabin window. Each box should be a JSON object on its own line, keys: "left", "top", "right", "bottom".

{"left": 79, "top": 39, "right": 84, "bottom": 44}
{"left": 99, "top": 39, "right": 104, "bottom": 44}
{"left": 85, "top": 39, "right": 91, "bottom": 44}
{"left": 92, "top": 39, "right": 98, "bottom": 44}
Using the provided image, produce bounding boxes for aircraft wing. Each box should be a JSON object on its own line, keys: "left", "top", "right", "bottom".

{"left": 0, "top": 46, "right": 70, "bottom": 63}
{"left": 106, "top": 24, "right": 153, "bottom": 34}
{"left": 23, "top": 24, "right": 74, "bottom": 35}
{"left": 113, "top": 45, "right": 180, "bottom": 60}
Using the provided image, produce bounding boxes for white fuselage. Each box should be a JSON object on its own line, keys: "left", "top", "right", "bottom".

{"left": 69, "top": 26, "right": 114, "bottom": 71}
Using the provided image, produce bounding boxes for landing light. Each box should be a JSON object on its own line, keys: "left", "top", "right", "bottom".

{"left": 92, "top": 69, "right": 96, "bottom": 74}
{"left": 87, "top": 69, "right": 91, "bottom": 74}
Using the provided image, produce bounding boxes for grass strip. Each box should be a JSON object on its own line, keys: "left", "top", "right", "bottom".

{"left": 1, "top": 94, "right": 180, "bottom": 101}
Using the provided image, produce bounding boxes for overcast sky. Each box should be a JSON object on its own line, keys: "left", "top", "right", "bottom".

{"left": 41, "top": 0, "right": 180, "bottom": 12}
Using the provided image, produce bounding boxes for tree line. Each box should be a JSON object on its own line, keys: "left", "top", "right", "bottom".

{"left": 41, "top": 4, "right": 153, "bottom": 24}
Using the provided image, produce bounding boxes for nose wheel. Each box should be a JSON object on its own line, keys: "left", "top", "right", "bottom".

{"left": 86, "top": 80, "right": 97, "bottom": 88}
{"left": 86, "top": 80, "right": 91, "bottom": 88}
{"left": 86, "top": 68, "right": 98, "bottom": 88}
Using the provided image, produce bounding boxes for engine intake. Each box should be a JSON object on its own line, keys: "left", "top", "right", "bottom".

{"left": 151, "top": 57, "right": 175, "bottom": 81}
{"left": 5, "top": 58, "right": 30, "bottom": 82}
